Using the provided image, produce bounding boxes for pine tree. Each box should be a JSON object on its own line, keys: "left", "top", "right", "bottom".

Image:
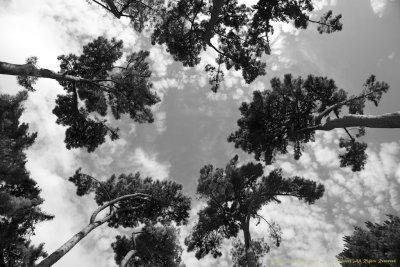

{"left": 0, "top": 92, "right": 53, "bottom": 267}
{"left": 228, "top": 74, "right": 391, "bottom": 171}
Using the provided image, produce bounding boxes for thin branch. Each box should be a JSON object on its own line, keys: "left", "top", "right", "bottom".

{"left": 91, "top": 0, "right": 114, "bottom": 13}
{"left": 90, "top": 193, "right": 152, "bottom": 223}
{"left": 255, "top": 213, "right": 280, "bottom": 243}
{"left": 208, "top": 191, "right": 233, "bottom": 217}
{"left": 82, "top": 173, "right": 113, "bottom": 202}
{"left": 307, "top": 18, "right": 331, "bottom": 27}
{"left": 135, "top": 0, "right": 154, "bottom": 10}
{"left": 314, "top": 90, "right": 380, "bottom": 125}
{"left": 190, "top": 0, "right": 204, "bottom": 31}
{"left": 206, "top": 41, "right": 237, "bottom": 64}
{"left": 119, "top": 0, "right": 136, "bottom": 15}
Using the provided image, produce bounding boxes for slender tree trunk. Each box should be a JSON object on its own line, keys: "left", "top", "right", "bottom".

{"left": 120, "top": 250, "right": 136, "bottom": 267}
{"left": 0, "top": 61, "right": 89, "bottom": 83}
{"left": 242, "top": 221, "right": 257, "bottom": 267}
{"left": 316, "top": 112, "right": 400, "bottom": 130}
{"left": 204, "top": 0, "right": 224, "bottom": 43}
{"left": 35, "top": 220, "right": 105, "bottom": 267}
{"left": 34, "top": 193, "right": 149, "bottom": 267}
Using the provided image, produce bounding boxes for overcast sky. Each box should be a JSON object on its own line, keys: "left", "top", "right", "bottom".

{"left": 1, "top": 0, "right": 400, "bottom": 266}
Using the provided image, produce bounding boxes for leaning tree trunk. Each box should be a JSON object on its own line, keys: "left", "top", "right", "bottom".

{"left": 34, "top": 219, "right": 108, "bottom": 267}
{"left": 242, "top": 220, "right": 257, "bottom": 267}
{"left": 0, "top": 61, "right": 89, "bottom": 83}
{"left": 35, "top": 193, "right": 150, "bottom": 267}
{"left": 120, "top": 250, "right": 136, "bottom": 267}
{"left": 316, "top": 112, "right": 400, "bottom": 130}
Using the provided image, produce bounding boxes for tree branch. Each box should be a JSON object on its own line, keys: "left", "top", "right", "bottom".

{"left": 255, "top": 213, "right": 280, "bottom": 244}
{"left": 307, "top": 18, "right": 331, "bottom": 27}
{"left": 203, "top": 0, "right": 224, "bottom": 43}
{"left": 91, "top": 0, "right": 114, "bottom": 13}
{"left": 313, "top": 112, "right": 400, "bottom": 131}
{"left": 90, "top": 193, "right": 152, "bottom": 223}
{"left": 120, "top": 250, "right": 136, "bottom": 267}
{"left": 104, "top": 0, "right": 122, "bottom": 18}
{"left": 314, "top": 90, "right": 380, "bottom": 125}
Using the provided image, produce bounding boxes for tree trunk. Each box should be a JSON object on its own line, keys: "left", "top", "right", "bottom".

{"left": 34, "top": 193, "right": 149, "bottom": 267}
{"left": 242, "top": 221, "right": 257, "bottom": 267}
{"left": 120, "top": 250, "right": 136, "bottom": 267}
{"left": 104, "top": 0, "right": 122, "bottom": 18}
{"left": 35, "top": 220, "right": 105, "bottom": 267}
{"left": 317, "top": 112, "right": 400, "bottom": 130}
{"left": 0, "top": 61, "right": 88, "bottom": 83}
{"left": 204, "top": 0, "right": 224, "bottom": 43}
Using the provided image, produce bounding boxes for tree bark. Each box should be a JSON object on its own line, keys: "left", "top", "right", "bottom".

{"left": 0, "top": 61, "right": 90, "bottom": 83}
{"left": 35, "top": 220, "right": 106, "bottom": 267}
{"left": 204, "top": 0, "right": 224, "bottom": 43}
{"left": 242, "top": 220, "right": 257, "bottom": 267}
{"left": 315, "top": 112, "right": 400, "bottom": 131}
{"left": 104, "top": 0, "right": 122, "bottom": 18}
{"left": 35, "top": 193, "right": 150, "bottom": 267}
{"left": 0, "top": 61, "right": 142, "bottom": 85}
{"left": 120, "top": 250, "right": 136, "bottom": 267}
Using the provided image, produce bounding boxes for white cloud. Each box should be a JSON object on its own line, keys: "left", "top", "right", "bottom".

{"left": 370, "top": 0, "right": 388, "bottom": 17}
{"left": 154, "top": 111, "right": 167, "bottom": 134}
{"left": 149, "top": 46, "right": 174, "bottom": 77}
{"left": 313, "top": 144, "right": 339, "bottom": 168}
{"left": 129, "top": 148, "right": 171, "bottom": 180}
{"left": 207, "top": 91, "right": 227, "bottom": 101}
{"left": 312, "top": 0, "right": 338, "bottom": 11}
{"left": 152, "top": 78, "right": 179, "bottom": 102}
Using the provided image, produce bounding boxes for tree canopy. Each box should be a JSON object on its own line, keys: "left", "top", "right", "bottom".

{"left": 0, "top": 92, "right": 53, "bottom": 267}
{"left": 0, "top": 36, "right": 160, "bottom": 152}
{"left": 337, "top": 215, "right": 400, "bottom": 267}
{"left": 91, "top": 0, "right": 342, "bottom": 91}
{"left": 36, "top": 169, "right": 191, "bottom": 267}
{"left": 184, "top": 155, "right": 324, "bottom": 266}
{"left": 112, "top": 223, "right": 184, "bottom": 267}
{"left": 228, "top": 74, "right": 391, "bottom": 171}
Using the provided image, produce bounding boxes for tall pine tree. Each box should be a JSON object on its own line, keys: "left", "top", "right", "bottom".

{"left": 0, "top": 91, "right": 53, "bottom": 267}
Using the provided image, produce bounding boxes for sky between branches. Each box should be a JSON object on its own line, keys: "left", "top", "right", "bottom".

{"left": 0, "top": 0, "right": 400, "bottom": 266}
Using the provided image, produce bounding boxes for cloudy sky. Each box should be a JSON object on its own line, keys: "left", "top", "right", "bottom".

{"left": 1, "top": 0, "right": 400, "bottom": 266}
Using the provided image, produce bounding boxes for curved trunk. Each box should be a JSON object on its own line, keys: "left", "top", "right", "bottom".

{"left": 34, "top": 193, "right": 149, "bottom": 267}
{"left": 242, "top": 220, "right": 257, "bottom": 267}
{"left": 120, "top": 250, "right": 136, "bottom": 267}
{"left": 35, "top": 220, "right": 105, "bottom": 267}
{"left": 317, "top": 112, "right": 400, "bottom": 130}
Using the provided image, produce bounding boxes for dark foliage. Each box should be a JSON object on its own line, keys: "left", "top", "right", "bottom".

{"left": 53, "top": 36, "right": 159, "bottom": 152}
{"left": 337, "top": 215, "right": 400, "bottom": 267}
{"left": 228, "top": 74, "right": 389, "bottom": 171}
{"left": 231, "top": 238, "right": 270, "bottom": 267}
{"left": 0, "top": 92, "right": 53, "bottom": 267}
{"left": 112, "top": 224, "right": 183, "bottom": 267}
{"left": 69, "top": 169, "right": 191, "bottom": 228}
{"left": 185, "top": 156, "right": 324, "bottom": 263}
{"left": 93, "top": 0, "right": 342, "bottom": 91}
